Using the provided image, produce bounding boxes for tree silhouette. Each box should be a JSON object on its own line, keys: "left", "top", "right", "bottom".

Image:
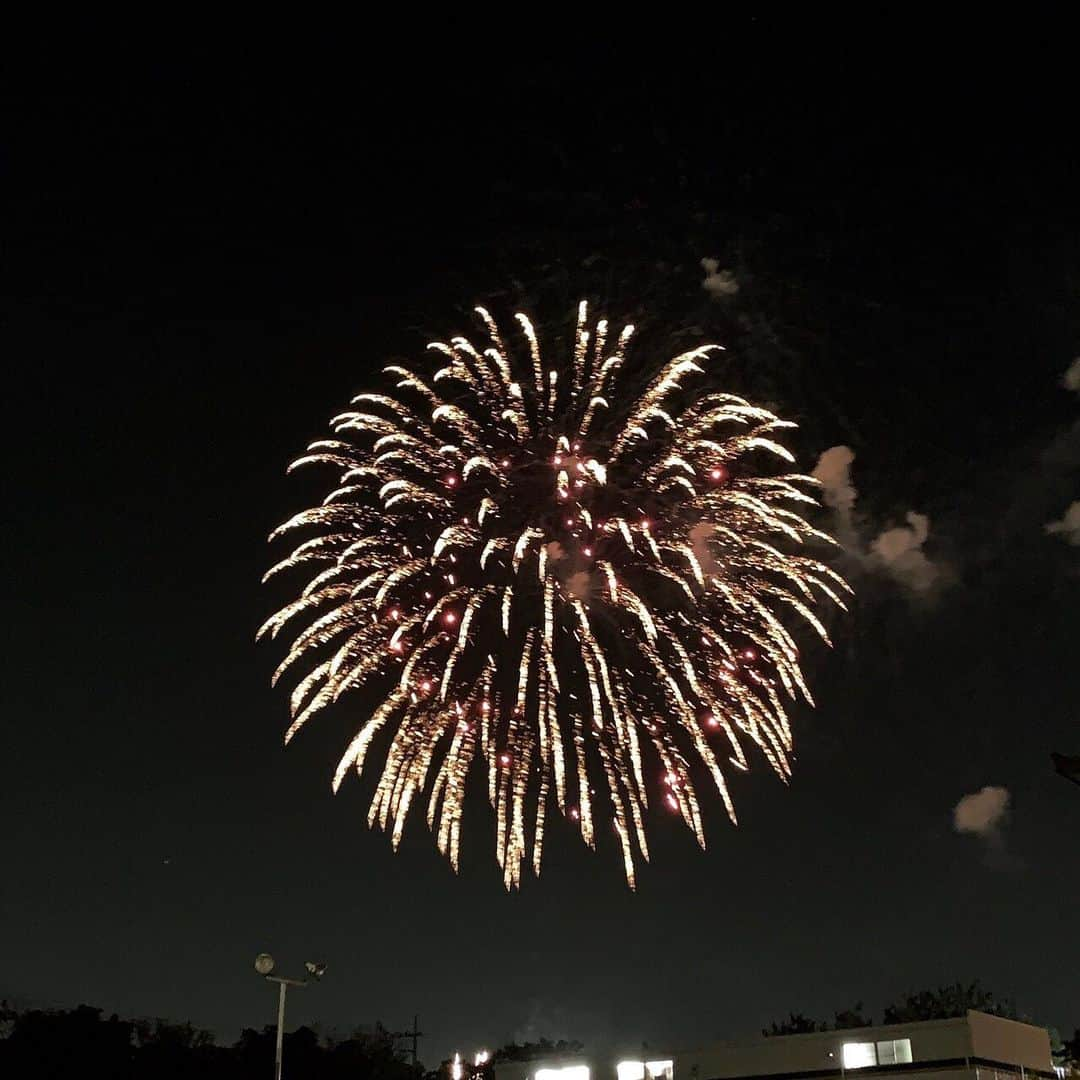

{"left": 882, "top": 983, "right": 1016, "bottom": 1023}
{"left": 493, "top": 1040, "right": 586, "bottom": 1063}
{"left": 833, "top": 1004, "right": 873, "bottom": 1030}
{"left": 763, "top": 1014, "right": 823, "bottom": 1037}
{"left": 0, "top": 1002, "right": 429, "bottom": 1080}
{"left": 764, "top": 986, "right": 1021, "bottom": 1038}
{"left": 0, "top": 1004, "right": 134, "bottom": 1077}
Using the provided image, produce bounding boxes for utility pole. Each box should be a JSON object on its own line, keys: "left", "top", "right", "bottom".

{"left": 390, "top": 1015, "right": 425, "bottom": 1067}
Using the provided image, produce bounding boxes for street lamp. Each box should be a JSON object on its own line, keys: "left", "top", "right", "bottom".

{"left": 253, "top": 952, "right": 326, "bottom": 1080}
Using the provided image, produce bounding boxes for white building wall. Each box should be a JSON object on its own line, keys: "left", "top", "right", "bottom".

{"left": 493, "top": 1011, "right": 1053, "bottom": 1080}
{"left": 675, "top": 1016, "right": 972, "bottom": 1079}
{"left": 968, "top": 1012, "right": 1052, "bottom": 1072}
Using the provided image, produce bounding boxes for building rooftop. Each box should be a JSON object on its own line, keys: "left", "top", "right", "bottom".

{"left": 494, "top": 1011, "right": 1056, "bottom": 1080}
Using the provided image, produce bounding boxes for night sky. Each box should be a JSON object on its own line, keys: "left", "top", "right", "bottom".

{"left": 5, "top": 24, "right": 1078, "bottom": 1066}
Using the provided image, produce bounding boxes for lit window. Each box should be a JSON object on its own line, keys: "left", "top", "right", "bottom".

{"left": 876, "top": 1040, "right": 912, "bottom": 1066}
{"left": 618, "top": 1062, "right": 674, "bottom": 1080}
{"left": 537, "top": 1068, "right": 589, "bottom": 1080}
{"left": 842, "top": 1043, "right": 877, "bottom": 1069}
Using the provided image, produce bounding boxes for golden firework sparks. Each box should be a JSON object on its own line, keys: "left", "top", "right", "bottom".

{"left": 260, "top": 303, "right": 849, "bottom": 888}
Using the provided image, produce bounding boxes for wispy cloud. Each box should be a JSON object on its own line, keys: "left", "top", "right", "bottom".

{"left": 953, "top": 786, "right": 1019, "bottom": 870}
{"left": 1045, "top": 500, "right": 1080, "bottom": 545}
{"left": 812, "top": 445, "right": 857, "bottom": 524}
{"left": 1044, "top": 361, "right": 1080, "bottom": 544}
{"left": 700, "top": 257, "right": 739, "bottom": 298}
{"left": 870, "top": 512, "right": 942, "bottom": 593}
{"left": 811, "top": 445, "right": 949, "bottom": 597}
{"left": 1062, "top": 356, "right": 1080, "bottom": 393}
{"left": 953, "top": 785, "right": 1010, "bottom": 837}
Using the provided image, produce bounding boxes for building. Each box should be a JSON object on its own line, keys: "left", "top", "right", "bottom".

{"left": 494, "top": 1012, "right": 1057, "bottom": 1080}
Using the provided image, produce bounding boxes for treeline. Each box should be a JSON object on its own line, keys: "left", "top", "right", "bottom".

{"left": 762, "top": 982, "right": 1022, "bottom": 1036}
{"left": 0, "top": 1003, "right": 427, "bottom": 1079}
{"left": 492, "top": 1040, "right": 585, "bottom": 1063}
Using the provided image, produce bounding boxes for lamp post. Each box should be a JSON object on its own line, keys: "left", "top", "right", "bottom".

{"left": 254, "top": 953, "right": 326, "bottom": 1080}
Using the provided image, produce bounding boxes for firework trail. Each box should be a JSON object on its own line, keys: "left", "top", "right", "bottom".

{"left": 260, "top": 303, "right": 848, "bottom": 888}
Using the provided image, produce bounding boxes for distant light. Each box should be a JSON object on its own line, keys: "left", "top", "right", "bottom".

{"left": 446, "top": 475, "right": 458, "bottom": 487}
{"left": 453, "top": 1053, "right": 463, "bottom": 1080}
{"left": 706, "top": 715, "right": 719, "bottom": 728}
{"left": 537, "top": 1068, "right": 589, "bottom": 1080}
{"left": 389, "top": 608, "right": 400, "bottom": 620}
{"left": 444, "top": 612, "right": 457, "bottom": 625}
{"left": 420, "top": 680, "right": 432, "bottom": 692}
{"left": 842, "top": 1044, "right": 877, "bottom": 1070}
{"left": 666, "top": 793, "right": 678, "bottom": 810}
{"left": 742, "top": 648, "right": 756, "bottom": 660}
{"left": 583, "top": 547, "right": 593, "bottom": 557}
{"left": 618, "top": 1062, "right": 674, "bottom": 1080}
{"left": 499, "top": 753, "right": 511, "bottom": 766}
{"left": 710, "top": 468, "right": 724, "bottom": 481}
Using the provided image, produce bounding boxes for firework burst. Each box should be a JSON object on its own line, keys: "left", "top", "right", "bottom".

{"left": 260, "top": 303, "right": 849, "bottom": 888}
